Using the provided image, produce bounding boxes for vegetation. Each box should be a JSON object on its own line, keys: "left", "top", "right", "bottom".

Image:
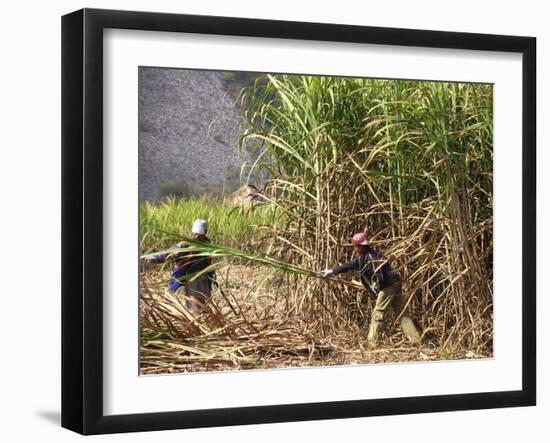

{"left": 237, "top": 75, "right": 493, "bottom": 348}
{"left": 140, "top": 196, "right": 280, "bottom": 253}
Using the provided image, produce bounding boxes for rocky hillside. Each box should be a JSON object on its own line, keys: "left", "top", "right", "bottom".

{"left": 139, "top": 67, "right": 255, "bottom": 201}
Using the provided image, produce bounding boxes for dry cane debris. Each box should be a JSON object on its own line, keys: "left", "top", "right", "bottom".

{"left": 140, "top": 265, "right": 487, "bottom": 374}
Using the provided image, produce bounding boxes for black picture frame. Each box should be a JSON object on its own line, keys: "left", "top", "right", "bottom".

{"left": 61, "top": 8, "right": 536, "bottom": 435}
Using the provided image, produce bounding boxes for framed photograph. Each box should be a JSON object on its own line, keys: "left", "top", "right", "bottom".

{"left": 61, "top": 8, "right": 536, "bottom": 435}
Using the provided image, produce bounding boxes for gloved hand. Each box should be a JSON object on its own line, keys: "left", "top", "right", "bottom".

{"left": 320, "top": 269, "right": 334, "bottom": 278}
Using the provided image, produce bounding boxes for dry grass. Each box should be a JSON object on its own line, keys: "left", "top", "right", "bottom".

{"left": 140, "top": 265, "right": 488, "bottom": 374}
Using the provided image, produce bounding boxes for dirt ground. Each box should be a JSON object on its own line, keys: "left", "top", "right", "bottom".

{"left": 139, "top": 265, "right": 488, "bottom": 375}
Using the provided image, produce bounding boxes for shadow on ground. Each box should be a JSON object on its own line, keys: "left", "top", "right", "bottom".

{"left": 36, "top": 410, "right": 60, "bottom": 426}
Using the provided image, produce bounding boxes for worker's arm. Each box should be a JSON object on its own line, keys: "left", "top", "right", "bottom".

{"left": 140, "top": 253, "right": 165, "bottom": 272}
{"left": 320, "top": 257, "right": 360, "bottom": 277}
{"left": 141, "top": 242, "right": 185, "bottom": 271}
{"left": 143, "top": 251, "right": 169, "bottom": 266}
{"left": 160, "top": 242, "right": 188, "bottom": 262}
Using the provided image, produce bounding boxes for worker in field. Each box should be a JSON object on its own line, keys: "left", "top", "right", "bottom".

{"left": 320, "top": 233, "right": 421, "bottom": 346}
{"left": 146, "top": 219, "right": 215, "bottom": 315}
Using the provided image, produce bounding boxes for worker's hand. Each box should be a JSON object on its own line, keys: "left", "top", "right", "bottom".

{"left": 320, "top": 269, "right": 334, "bottom": 278}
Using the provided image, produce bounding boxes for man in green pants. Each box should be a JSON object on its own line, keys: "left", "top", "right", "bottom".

{"left": 320, "top": 233, "right": 421, "bottom": 346}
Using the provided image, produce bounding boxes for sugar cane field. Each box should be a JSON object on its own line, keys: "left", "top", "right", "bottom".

{"left": 139, "top": 71, "right": 493, "bottom": 374}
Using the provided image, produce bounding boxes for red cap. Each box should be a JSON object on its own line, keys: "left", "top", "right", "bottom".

{"left": 352, "top": 233, "right": 369, "bottom": 246}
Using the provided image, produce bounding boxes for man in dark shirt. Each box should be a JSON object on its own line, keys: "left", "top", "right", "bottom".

{"left": 321, "top": 232, "right": 421, "bottom": 346}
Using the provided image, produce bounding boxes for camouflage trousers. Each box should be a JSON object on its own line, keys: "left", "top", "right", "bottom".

{"left": 367, "top": 281, "right": 421, "bottom": 346}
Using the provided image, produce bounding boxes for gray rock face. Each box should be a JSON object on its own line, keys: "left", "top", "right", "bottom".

{"left": 138, "top": 67, "right": 246, "bottom": 201}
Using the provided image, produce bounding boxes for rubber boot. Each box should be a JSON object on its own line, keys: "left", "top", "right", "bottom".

{"left": 400, "top": 315, "right": 421, "bottom": 345}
